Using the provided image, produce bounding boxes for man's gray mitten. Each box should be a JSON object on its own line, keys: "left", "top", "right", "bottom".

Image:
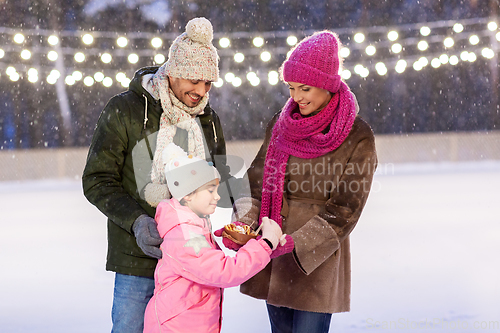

{"left": 132, "top": 214, "right": 163, "bottom": 259}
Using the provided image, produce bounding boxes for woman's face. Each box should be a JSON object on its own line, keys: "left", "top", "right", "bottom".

{"left": 287, "top": 82, "right": 332, "bottom": 116}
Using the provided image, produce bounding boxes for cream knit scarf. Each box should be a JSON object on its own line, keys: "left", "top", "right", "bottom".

{"left": 148, "top": 65, "right": 208, "bottom": 185}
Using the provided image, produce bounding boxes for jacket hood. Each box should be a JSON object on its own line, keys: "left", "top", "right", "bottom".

{"left": 129, "top": 66, "right": 160, "bottom": 104}
{"left": 155, "top": 198, "right": 205, "bottom": 238}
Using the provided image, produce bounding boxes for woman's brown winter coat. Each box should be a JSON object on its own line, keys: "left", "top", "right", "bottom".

{"left": 238, "top": 113, "right": 377, "bottom": 314}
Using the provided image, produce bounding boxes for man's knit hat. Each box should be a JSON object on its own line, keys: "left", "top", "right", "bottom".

{"left": 164, "top": 17, "right": 219, "bottom": 82}
{"left": 163, "top": 143, "right": 220, "bottom": 200}
{"left": 281, "top": 30, "right": 342, "bottom": 93}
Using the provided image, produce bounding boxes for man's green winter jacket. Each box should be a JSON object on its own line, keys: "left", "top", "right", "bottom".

{"left": 82, "top": 67, "right": 229, "bottom": 277}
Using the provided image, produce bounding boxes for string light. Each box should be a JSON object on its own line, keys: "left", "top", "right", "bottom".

{"left": 253, "top": 37, "right": 264, "bottom": 47}
{"left": 101, "top": 53, "right": 112, "bottom": 63}
{"left": 219, "top": 37, "right": 230, "bottom": 48}
{"left": 10, "top": 71, "right": 20, "bottom": 81}
{"left": 48, "top": 35, "right": 59, "bottom": 46}
{"left": 0, "top": 16, "right": 497, "bottom": 88}
{"left": 72, "top": 71, "right": 83, "bottom": 81}
{"left": 20, "top": 49, "right": 31, "bottom": 60}
{"left": 375, "top": 62, "right": 387, "bottom": 76}
{"left": 74, "top": 52, "right": 85, "bottom": 62}
{"left": 47, "top": 51, "right": 58, "bottom": 61}
{"left": 246, "top": 71, "right": 260, "bottom": 86}
{"left": 94, "top": 72, "right": 104, "bottom": 82}
{"left": 260, "top": 51, "right": 271, "bottom": 62}
{"left": 286, "top": 36, "right": 298, "bottom": 46}
{"left": 117, "top": 37, "right": 128, "bottom": 47}
{"left": 27, "top": 68, "right": 38, "bottom": 83}
{"left": 151, "top": 37, "right": 163, "bottom": 48}
{"left": 234, "top": 52, "right": 244, "bottom": 63}
{"left": 449, "top": 55, "right": 459, "bottom": 65}
{"left": 388, "top": 31, "right": 398, "bottom": 41}
{"left": 487, "top": 21, "right": 498, "bottom": 31}
{"left": 13, "top": 33, "right": 25, "bottom": 44}
{"left": 420, "top": 26, "right": 431, "bottom": 36}
{"left": 365, "top": 45, "right": 376, "bottom": 56}
{"left": 391, "top": 43, "right": 402, "bottom": 53}
{"left": 453, "top": 23, "right": 464, "bottom": 33}
{"left": 339, "top": 47, "right": 350, "bottom": 58}
{"left": 341, "top": 69, "right": 352, "bottom": 80}
{"left": 102, "top": 77, "right": 113, "bottom": 87}
{"left": 224, "top": 72, "right": 235, "bottom": 83}
{"left": 481, "top": 48, "right": 494, "bottom": 59}
{"left": 128, "top": 53, "right": 139, "bottom": 64}
{"left": 231, "top": 76, "right": 242, "bottom": 87}
{"left": 83, "top": 76, "right": 94, "bottom": 86}
{"left": 395, "top": 60, "right": 407, "bottom": 73}
{"left": 418, "top": 57, "right": 429, "bottom": 67}
{"left": 82, "top": 33, "right": 93, "bottom": 45}
{"left": 443, "top": 37, "right": 454, "bottom": 48}
{"left": 65, "top": 75, "right": 76, "bottom": 85}
{"left": 213, "top": 77, "right": 224, "bottom": 87}
{"left": 154, "top": 54, "right": 165, "bottom": 64}
{"left": 418, "top": 41, "right": 429, "bottom": 51}
{"left": 469, "top": 35, "right": 480, "bottom": 45}
{"left": 268, "top": 70, "right": 279, "bottom": 85}
{"left": 431, "top": 58, "right": 441, "bottom": 68}
{"left": 460, "top": 51, "right": 470, "bottom": 61}
{"left": 354, "top": 32, "right": 365, "bottom": 43}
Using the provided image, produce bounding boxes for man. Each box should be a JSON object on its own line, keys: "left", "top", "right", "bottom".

{"left": 82, "top": 17, "right": 230, "bottom": 333}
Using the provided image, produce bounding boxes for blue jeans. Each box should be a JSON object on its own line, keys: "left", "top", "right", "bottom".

{"left": 111, "top": 273, "right": 155, "bottom": 333}
{"left": 266, "top": 303, "right": 332, "bottom": 333}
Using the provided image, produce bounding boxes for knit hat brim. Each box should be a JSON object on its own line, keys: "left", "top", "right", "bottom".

{"left": 167, "top": 159, "right": 220, "bottom": 200}
{"left": 166, "top": 63, "right": 219, "bottom": 82}
{"left": 282, "top": 60, "right": 341, "bottom": 93}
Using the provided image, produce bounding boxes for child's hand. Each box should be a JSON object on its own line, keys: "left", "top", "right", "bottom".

{"left": 214, "top": 221, "right": 247, "bottom": 251}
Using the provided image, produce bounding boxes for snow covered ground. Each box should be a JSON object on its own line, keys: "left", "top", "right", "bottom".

{"left": 1, "top": 161, "right": 499, "bottom": 332}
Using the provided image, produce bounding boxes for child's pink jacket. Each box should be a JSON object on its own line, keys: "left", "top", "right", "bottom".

{"left": 143, "top": 198, "right": 272, "bottom": 333}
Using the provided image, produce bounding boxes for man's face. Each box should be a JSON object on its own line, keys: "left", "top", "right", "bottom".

{"left": 168, "top": 77, "right": 212, "bottom": 108}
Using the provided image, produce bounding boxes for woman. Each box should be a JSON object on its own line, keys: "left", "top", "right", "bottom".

{"left": 227, "top": 30, "right": 378, "bottom": 333}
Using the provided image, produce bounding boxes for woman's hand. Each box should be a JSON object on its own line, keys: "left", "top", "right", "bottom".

{"left": 270, "top": 234, "right": 294, "bottom": 259}
{"left": 260, "top": 217, "right": 282, "bottom": 250}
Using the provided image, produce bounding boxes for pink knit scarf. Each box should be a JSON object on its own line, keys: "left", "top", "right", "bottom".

{"left": 259, "top": 82, "right": 357, "bottom": 226}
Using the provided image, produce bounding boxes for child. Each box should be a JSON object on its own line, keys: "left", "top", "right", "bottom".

{"left": 143, "top": 143, "right": 284, "bottom": 333}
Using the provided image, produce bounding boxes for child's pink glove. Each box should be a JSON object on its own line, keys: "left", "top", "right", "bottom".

{"left": 213, "top": 221, "right": 248, "bottom": 251}
{"left": 270, "top": 234, "right": 294, "bottom": 259}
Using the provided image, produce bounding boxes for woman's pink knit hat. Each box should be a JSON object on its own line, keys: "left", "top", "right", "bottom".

{"left": 281, "top": 30, "right": 343, "bottom": 93}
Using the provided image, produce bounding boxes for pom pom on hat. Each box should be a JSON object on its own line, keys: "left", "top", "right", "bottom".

{"left": 144, "top": 183, "right": 171, "bottom": 207}
{"left": 281, "top": 30, "right": 342, "bottom": 93}
{"left": 186, "top": 17, "right": 213, "bottom": 44}
{"left": 164, "top": 17, "right": 219, "bottom": 82}
{"left": 162, "top": 143, "right": 220, "bottom": 201}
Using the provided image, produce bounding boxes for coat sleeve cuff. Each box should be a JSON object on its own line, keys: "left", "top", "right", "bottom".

{"left": 257, "top": 238, "right": 273, "bottom": 255}
{"left": 292, "top": 216, "right": 340, "bottom": 275}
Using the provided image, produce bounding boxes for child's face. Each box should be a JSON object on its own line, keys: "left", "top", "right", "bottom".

{"left": 184, "top": 179, "right": 220, "bottom": 217}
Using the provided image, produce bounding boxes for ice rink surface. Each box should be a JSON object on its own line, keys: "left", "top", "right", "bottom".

{"left": 1, "top": 161, "right": 499, "bottom": 332}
